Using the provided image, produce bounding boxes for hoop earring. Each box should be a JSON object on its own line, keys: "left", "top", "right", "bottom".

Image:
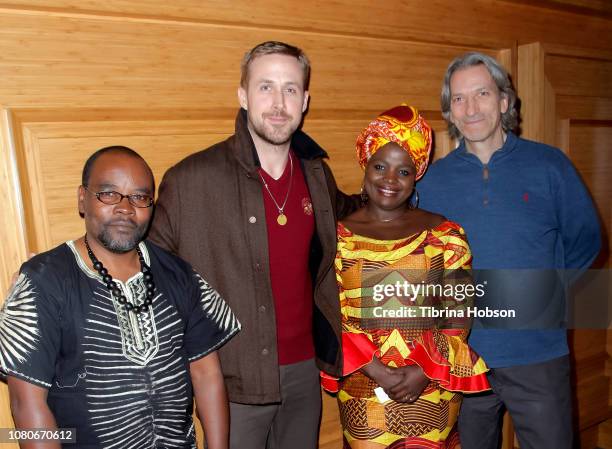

{"left": 409, "top": 189, "right": 419, "bottom": 209}
{"left": 360, "top": 185, "right": 369, "bottom": 204}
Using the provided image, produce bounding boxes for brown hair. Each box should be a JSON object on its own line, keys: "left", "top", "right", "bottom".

{"left": 240, "top": 41, "right": 311, "bottom": 89}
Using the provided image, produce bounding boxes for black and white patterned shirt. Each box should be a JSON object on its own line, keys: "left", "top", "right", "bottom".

{"left": 0, "top": 240, "right": 240, "bottom": 448}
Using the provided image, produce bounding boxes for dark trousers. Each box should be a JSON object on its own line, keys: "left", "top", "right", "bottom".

{"left": 458, "top": 355, "right": 573, "bottom": 449}
{"left": 228, "top": 358, "right": 321, "bottom": 449}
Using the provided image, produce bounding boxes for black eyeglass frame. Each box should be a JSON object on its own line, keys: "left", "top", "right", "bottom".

{"left": 83, "top": 185, "right": 154, "bottom": 208}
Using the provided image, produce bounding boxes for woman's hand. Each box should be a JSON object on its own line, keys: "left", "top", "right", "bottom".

{"left": 360, "top": 357, "right": 402, "bottom": 391}
{"left": 386, "top": 365, "right": 429, "bottom": 403}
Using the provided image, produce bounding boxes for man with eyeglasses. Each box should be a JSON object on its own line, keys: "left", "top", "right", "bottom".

{"left": 0, "top": 145, "right": 240, "bottom": 449}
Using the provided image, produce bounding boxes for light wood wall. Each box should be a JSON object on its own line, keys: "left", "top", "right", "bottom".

{"left": 0, "top": 1, "right": 610, "bottom": 448}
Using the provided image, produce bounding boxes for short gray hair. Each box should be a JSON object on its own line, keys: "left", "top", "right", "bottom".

{"left": 240, "top": 41, "right": 310, "bottom": 90}
{"left": 441, "top": 52, "right": 518, "bottom": 139}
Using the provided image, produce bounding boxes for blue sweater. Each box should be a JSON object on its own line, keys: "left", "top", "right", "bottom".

{"left": 418, "top": 132, "right": 601, "bottom": 368}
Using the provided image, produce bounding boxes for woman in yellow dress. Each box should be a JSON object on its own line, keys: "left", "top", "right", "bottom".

{"left": 321, "top": 105, "right": 489, "bottom": 448}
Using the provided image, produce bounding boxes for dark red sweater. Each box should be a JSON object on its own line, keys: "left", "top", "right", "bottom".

{"left": 259, "top": 151, "right": 315, "bottom": 365}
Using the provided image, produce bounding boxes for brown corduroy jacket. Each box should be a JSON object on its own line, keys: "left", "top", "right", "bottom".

{"left": 148, "top": 109, "right": 358, "bottom": 404}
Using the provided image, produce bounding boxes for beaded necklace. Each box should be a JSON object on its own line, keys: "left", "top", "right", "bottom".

{"left": 84, "top": 235, "right": 155, "bottom": 314}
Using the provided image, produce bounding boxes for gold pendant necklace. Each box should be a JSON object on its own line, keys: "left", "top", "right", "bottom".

{"left": 258, "top": 154, "right": 294, "bottom": 226}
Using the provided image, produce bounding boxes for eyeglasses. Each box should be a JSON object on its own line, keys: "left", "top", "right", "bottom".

{"left": 83, "top": 186, "right": 154, "bottom": 208}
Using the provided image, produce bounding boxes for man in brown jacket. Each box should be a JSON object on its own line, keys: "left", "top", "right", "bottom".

{"left": 149, "top": 41, "right": 357, "bottom": 449}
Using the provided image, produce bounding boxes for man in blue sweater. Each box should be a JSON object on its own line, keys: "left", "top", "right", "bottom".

{"left": 418, "top": 52, "right": 601, "bottom": 449}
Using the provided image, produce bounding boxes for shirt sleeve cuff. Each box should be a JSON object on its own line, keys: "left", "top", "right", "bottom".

{"left": 320, "top": 332, "right": 380, "bottom": 393}
{"left": 406, "top": 340, "right": 490, "bottom": 393}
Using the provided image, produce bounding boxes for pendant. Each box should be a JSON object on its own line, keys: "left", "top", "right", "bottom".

{"left": 277, "top": 213, "right": 288, "bottom": 226}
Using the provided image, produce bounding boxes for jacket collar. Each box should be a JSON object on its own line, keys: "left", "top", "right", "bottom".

{"left": 231, "top": 108, "right": 328, "bottom": 173}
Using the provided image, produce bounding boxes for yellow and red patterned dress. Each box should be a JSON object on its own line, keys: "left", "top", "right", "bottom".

{"left": 321, "top": 221, "right": 489, "bottom": 449}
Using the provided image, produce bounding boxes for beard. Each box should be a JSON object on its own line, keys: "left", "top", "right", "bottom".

{"left": 97, "top": 220, "right": 148, "bottom": 254}
{"left": 248, "top": 111, "right": 300, "bottom": 146}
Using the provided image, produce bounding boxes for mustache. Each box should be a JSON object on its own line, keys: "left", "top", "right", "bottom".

{"left": 104, "top": 219, "right": 139, "bottom": 228}
{"left": 263, "top": 111, "right": 292, "bottom": 120}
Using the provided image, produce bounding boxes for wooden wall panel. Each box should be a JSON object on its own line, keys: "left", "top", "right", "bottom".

{"left": 572, "top": 330, "right": 610, "bottom": 428}
{"left": 505, "top": 0, "right": 612, "bottom": 17}
{"left": 14, "top": 117, "right": 235, "bottom": 250}
{"left": 0, "top": 109, "right": 26, "bottom": 448}
{"left": 570, "top": 125, "right": 612, "bottom": 243}
{"left": 545, "top": 56, "right": 612, "bottom": 98}
{"left": 0, "top": 0, "right": 610, "bottom": 50}
{"left": 0, "top": 110, "right": 27, "bottom": 297}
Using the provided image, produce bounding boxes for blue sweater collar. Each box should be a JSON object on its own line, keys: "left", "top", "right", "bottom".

{"left": 454, "top": 131, "right": 519, "bottom": 166}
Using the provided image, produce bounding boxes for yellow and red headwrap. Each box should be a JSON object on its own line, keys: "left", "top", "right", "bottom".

{"left": 356, "top": 105, "right": 432, "bottom": 180}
